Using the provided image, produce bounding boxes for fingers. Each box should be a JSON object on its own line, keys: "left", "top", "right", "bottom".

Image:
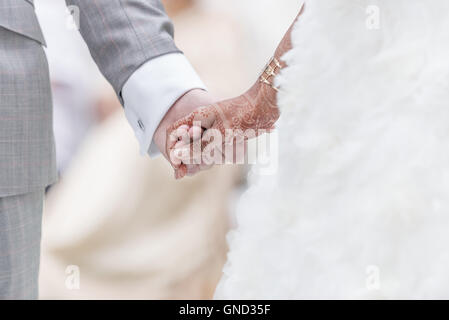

{"left": 173, "top": 140, "right": 202, "bottom": 165}
{"left": 192, "top": 105, "right": 218, "bottom": 129}
{"left": 172, "top": 126, "right": 192, "bottom": 180}
{"left": 189, "top": 126, "right": 202, "bottom": 141}
{"left": 173, "top": 124, "right": 252, "bottom": 166}
{"left": 168, "top": 126, "right": 190, "bottom": 171}
{"left": 174, "top": 164, "right": 187, "bottom": 180}
{"left": 173, "top": 132, "right": 213, "bottom": 179}
{"left": 166, "top": 105, "right": 219, "bottom": 179}
{"left": 166, "top": 114, "right": 197, "bottom": 171}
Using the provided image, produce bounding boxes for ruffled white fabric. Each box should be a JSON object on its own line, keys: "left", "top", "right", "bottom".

{"left": 215, "top": 0, "right": 449, "bottom": 299}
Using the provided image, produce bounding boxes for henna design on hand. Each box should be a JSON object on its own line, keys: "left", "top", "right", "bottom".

{"left": 166, "top": 4, "right": 305, "bottom": 179}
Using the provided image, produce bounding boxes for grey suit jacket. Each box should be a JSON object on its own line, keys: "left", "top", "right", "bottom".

{"left": 0, "top": 0, "right": 180, "bottom": 196}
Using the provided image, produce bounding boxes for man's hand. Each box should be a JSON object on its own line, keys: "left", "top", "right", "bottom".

{"left": 153, "top": 88, "right": 216, "bottom": 167}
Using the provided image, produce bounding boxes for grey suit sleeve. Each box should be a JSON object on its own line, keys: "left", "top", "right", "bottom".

{"left": 65, "top": 0, "right": 181, "bottom": 100}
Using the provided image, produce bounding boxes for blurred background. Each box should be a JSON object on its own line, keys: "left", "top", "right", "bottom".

{"left": 35, "top": 0, "right": 300, "bottom": 299}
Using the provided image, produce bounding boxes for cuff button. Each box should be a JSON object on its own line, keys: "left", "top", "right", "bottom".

{"left": 138, "top": 120, "right": 145, "bottom": 131}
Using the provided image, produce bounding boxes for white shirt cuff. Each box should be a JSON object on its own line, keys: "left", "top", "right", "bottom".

{"left": 121, "top": 53, "right": 206, "bottom": 157}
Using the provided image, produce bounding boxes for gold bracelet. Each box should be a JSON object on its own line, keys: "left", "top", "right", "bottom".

{"left": 259, "top": 56, "right": 281, "bottom": 92}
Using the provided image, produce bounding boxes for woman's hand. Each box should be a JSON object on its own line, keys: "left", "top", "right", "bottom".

{"left": 166, "top": 4, "right": 305, "bottom": 179}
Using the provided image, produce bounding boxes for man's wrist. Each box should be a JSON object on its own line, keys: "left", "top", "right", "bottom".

{"left": 121, "top": 53, "right": 206, "bottom": 157}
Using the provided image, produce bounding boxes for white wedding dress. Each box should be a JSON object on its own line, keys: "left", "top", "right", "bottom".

{"left": 215, "top": 0, "right": 449, "bottom": 299}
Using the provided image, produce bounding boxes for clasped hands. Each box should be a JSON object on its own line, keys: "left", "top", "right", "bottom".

{"left": 154, "top": 6, "right": 304, "bottom": 179}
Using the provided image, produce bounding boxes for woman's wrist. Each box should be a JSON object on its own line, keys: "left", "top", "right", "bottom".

{"left": 237, "top": 82, "right": 279, "bottom": 132}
